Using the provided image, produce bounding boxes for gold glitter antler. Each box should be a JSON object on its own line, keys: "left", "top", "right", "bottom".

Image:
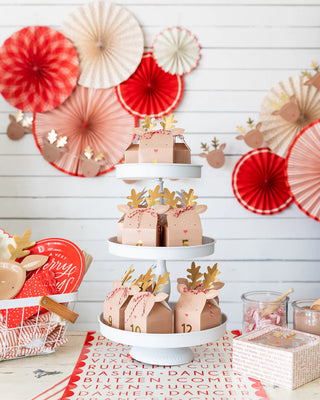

{"left": 236, "top": 126, "right": 246, "bottom": 134}
{"left": 84, "top": 145, "right": 94, "bottom": 159}
{"left": 146, "top": 185, "right": 161, "bottom": 208}
{"left": 211, "top": 137, "right": 219, "bottom": 149}
{"left": 127, "top": 189, "right": 143, "bottom": 208}
{"left": 162, "top": 188, "right": 179, "bottom": 209}
{"left": 311, "top": 60, "right": 319, "bottom": 71}
{"left": 200, "top": 142, "right": 210, "bottom": 152}
{"left": 121, "top": 266, "right": 135, "bottom": 286}
{"left": 56, "top": 136, "right": 68, "bottom": 148}
{"left": 160, "top": 113, "right": 178, "bottom": 130}
{"left": 141, "top": 268, "right": 156, "bottom": 292}
{"left": 202, "top": 263, "right": 221, "bottom": 290}
{"left": 47, "top": 129, "right": 57, "bottom": 144}
{"left": 95, "top": 152, "right": 105, "bottom": 161}
{"left": 247, "top": 118, "right": 255, "bottom": 129}
{"left": 187, "top": 261, "right": 203, "bottom": 290}
{"left": 142, "top": 116, "right": 157, "bottom": 131}
{"left": 8, "top": 229, "right": 36, "bottom": 260}
{"left": 152, "top": 272, "right": 170, "bottom": 294}
{"left": 181, "top": 189, "right": 198, "bottom": 207}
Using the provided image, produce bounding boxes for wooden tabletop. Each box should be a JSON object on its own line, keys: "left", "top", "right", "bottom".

{"left": 0, "top": 331, "right": 319, "bottom": 400}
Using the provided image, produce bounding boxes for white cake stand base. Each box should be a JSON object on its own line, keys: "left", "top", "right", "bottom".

{"left": 98, "top": 313, "right": 227, "bottom": 366}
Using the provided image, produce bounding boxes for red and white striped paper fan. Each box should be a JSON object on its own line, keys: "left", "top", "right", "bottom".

{"left": 286, "top": 119, "right": 320, "bottom": 221}
{"left": 232, "top": 148, "right": 293, "bottom": 215}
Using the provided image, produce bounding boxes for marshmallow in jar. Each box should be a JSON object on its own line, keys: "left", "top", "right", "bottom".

{"left": 242, "top": 291, "right": 288, "bottom": 334}
{"left": 292, "top": 299, "right": 320, "bottom": 336}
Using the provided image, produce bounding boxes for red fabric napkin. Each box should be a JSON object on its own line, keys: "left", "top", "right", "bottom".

{"left": 0, "top": 271, "right": 58, "bottom": 328}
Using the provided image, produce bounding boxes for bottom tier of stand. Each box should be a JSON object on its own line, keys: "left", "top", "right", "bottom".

{"left": 98, "top": 313, "right": 227, "bottom": 366}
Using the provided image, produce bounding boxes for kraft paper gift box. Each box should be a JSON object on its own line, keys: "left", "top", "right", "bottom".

{"left": 124, "top": 144, "right": 138, "bottom": 163}
{"left": 103, "top": 269, "right": 139, "bottom": 330}
{"left": 174, "top": 263, "right": 224, "bottom": 333}
{"left": 233, "top": 325, "right": 320, "bottom": 390}
{"left": 124, "top": 273, "right": 172, "bottom": 334}
{"left": 174, "top": 142, "right": 191, "bottom": 164}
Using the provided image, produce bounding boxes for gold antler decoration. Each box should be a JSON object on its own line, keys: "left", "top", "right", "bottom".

{"left": 236, "top": 126, "right": 246, "bottom": 134}
{"left": 8, "top": 229, "right": 36, "bottom": 260}
{"left": 152, "top": 272, "right": 170, "bottom": 293}
{"left": 141, "top": 268, "right": 156, "bottom": 292}
{"left": 84, "top": 145, "right": 94, "bottom": 159}
{"left": 146, "top": 185, "right": 161, "bottom": 208}
{"left": 127, "top": 189, "right": 144, "bottom": 208}
{"left": 202, "top": 263, "right": 221, "bottom": 290}
{"left": 187, "top": 261, "right": 203, "bottom": 290}
{"left": 200, "top": 142, "right": 210, "bottom": 152}
{"left": 311, "top": 60, "right": 319, "bottom": 71}
{"left": 162, "top": 188, "right": 179, "bottom": 209}
{"left": 121, "top": 266, "right": 135, "bottom": 286}
{"left": 95, "top": 152, "right": 105, "bottom": 161}
{"left": 211, "top": 137, "right": 219, "bottom": 149}
{"left": 160, "top": 113, "right": 177, "bottom": 130}
{"left": 247, "top": 118, "right": 255, "bottom": 129}
{"left": 181, "top": 189, "right": 198, "bottom": 207}
{"left": 142, "top": 116, "right": 157, "bottom": 131}
{"left": 280, "top": 92, "right": 290, "bottom": 104}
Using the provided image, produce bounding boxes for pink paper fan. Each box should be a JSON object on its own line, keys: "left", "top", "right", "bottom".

{"left": 116, "top": 52, "right": 183, "bottom": 118}
{"left": 286, "top": 119, "right": 320, "bottom": 221}
{"left": 34, "top": 85, "right": 136, "bottom": 177}
{"left": 0, "top": 26, "right": 79, "bottom": 113}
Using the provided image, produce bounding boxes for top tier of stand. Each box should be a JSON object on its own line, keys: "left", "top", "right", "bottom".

{"left": 116, "top": 163, "right": 202, "bottom": 180}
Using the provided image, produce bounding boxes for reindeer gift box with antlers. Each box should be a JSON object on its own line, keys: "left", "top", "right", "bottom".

{"left": 174, "top": 262, "right": 224, "bottom": 333}
{"left": 125, "top": 114, "right": 190, "bottom": 164}
{"left": 124, "top": 270, "right": 172, "bottom": 334}
{"left": 117, "top": 186, "right": 169, "bottom": 247}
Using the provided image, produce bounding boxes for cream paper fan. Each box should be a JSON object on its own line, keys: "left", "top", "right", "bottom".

{"left": 61, "top": 1, "right": 144, "bottom": 89}
{"left": 259, "top": 76, "right": 320, "bottom": 158}
{"left": 152, "top": 27, "right": 201, "bottom": 75}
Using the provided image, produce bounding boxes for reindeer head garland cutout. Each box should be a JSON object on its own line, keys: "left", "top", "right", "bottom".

{"left": 133, "top": 114, "right": 185, "bottom": 163}
{"left": 199, "top": 137, "right": 226, "bottom": 168}
{"left": 174, "top": 262, "right": 224, "bottom": 333}
{"left": 103, "top": 266, "right": 140, "bottom": 330}
{"left": 124, "top": 271, "right": 171, "bottom": 333}
{"left": 117, "top": 185, "right": 169, "bottom": 246}
{"left": 163, "top": 189, "right": 207, "bottom": 247}
{"left": 42, "top": 129, "right": 68, "bottom": 163}
{"left": 79, "top": 145, "right": 106, "bottom": 177}
{"left": 7, "top": 111, "right": 33, "bottom": 141}
{"left": 0, "top": 229, "right": 48, "bottom": 300}
{"left": 236, "top": 118, "right": 264, "bottom": 149}
{"left": 271, "top": 93, "right": 300, "bottom": 123}
{"left": 302, "top": 61, "right": 320, "bottom": 91}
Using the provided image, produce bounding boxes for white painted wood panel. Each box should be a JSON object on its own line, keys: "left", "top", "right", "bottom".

{"left": 0, "top": 1, "right": 318, "bottom": 331}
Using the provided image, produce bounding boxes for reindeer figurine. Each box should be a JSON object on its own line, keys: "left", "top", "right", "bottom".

{"left": 162, "top": 189, "right": 207, "bottom": 247}
{"left": 0, "top": 229, "right": 48, "bottom": 300}
{"left": 133, "top": 114, "right": 185, "bottom": 163}
{"left": 7, "top": 111, "right": 33, "bottom": 141}
{"left": 174, "top": 262, "right": 224, "bottom": 333}
{"left": 117, "top": 185, "right": 169, "bottom": 246}
{"left": 303, "top": 61, "right": 320, "bottom": 91}
{"left": 103, "top": 266, "right": 140, "bottom": 330}
{"left": 236, "top": 119, "right": 264, "bottom": 149}
{"left": 80, "top": 146, "right": 105, "bottom": 177}
{"left": 124, "top": 271, "right": 172, "bottom": 333}
{"left": 42, "top": 129, "right": 68, "bottom": 163}
{"left": 199, "top": 137, "right": 226, "bottom": 168}
{"left": 271, "top": 94, "right": 300, "bottom": 123}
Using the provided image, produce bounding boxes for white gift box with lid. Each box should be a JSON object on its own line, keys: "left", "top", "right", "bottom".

{"left": 233, "top": 325, "right": 320, "bottom": 390}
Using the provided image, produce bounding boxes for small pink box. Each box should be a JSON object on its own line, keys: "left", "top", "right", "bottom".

{"left": 233, "top": 325, "right": 320, "bottom": 390}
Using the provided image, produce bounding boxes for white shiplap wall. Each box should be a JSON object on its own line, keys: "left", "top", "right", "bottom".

{"left": 0, "top": 0, "right": 319, "bottom": 330}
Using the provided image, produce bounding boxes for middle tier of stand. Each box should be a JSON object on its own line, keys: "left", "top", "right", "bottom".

{"left": 116, "top": 163, "right": 202, "bottom": 180}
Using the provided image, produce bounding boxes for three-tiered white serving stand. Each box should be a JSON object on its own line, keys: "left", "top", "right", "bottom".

{"left": 99, "top": 163, "right": 227, "bottom": 365}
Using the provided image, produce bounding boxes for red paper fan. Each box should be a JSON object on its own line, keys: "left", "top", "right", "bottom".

{"left": 232, "top": 148, "right": 293, "bottom": 215}
{"left": 34, "top": 85, "right": 136, "bottom": 177}
{"left": 116, "top": 52, "right": 183, "bottom": 118}
{"left": 286, "top": 120, "right": 320, "bottom": 222}
{"left": 0, "top": 26, "right": 79, "bottom": 113}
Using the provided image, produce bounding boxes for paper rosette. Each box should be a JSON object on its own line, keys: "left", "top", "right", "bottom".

{"left": 153, "top": 27, "right": 201, "bottom": 75}
{"left": 34, "top": 85, "right": 136, "bottom": 177}
{"left": 116, "top": 53, "right": 183, "bottom": 118}
{"left": 259, "top": 76, "right": 320, "bottom": 158}
{"left": 286, "top": 120, "right": 320, "bottom": 222}
{"left": 232, "top": 148, "right": 293, "bottom": 215}
{"left": 61, "top": 1, "right": 144, "bottom": 89}
{"left": 0, "top": 26, "right": 79, "bottom": 113}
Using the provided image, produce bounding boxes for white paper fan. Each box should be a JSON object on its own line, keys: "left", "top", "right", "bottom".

{"left": 259, "top": 76, "right": 320, "bottom": 158}
{"left": 152, "top": 27, "right": 201, "bottom": 75}
{"left": 61, "top": 1, "right": 144, "bottom": 89}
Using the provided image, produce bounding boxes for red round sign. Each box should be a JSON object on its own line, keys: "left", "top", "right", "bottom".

{"left": 28, "top": 238, "right": 85, "bottom": 294}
